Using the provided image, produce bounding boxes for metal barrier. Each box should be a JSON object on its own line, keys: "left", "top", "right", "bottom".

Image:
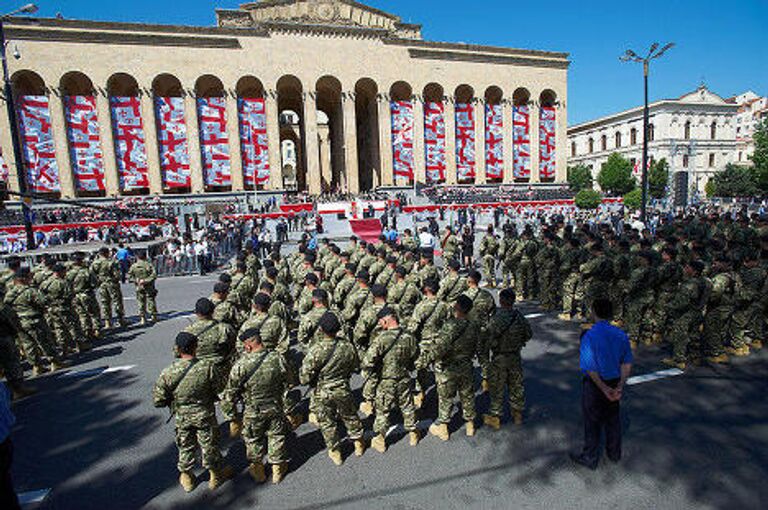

{"left": 152, "top": 236, "right": 238, "bottom": 278}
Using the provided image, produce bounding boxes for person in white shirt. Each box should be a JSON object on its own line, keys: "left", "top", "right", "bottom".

{"left": 418, "top": 227, "right": 435, "bottom": 250}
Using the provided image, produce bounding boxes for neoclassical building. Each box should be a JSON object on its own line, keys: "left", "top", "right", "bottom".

{"left": 0, "top": 0, "right": 569, "bottom": 200}
{"left": 568, "top": 85, "right": 739, "bottom": 197}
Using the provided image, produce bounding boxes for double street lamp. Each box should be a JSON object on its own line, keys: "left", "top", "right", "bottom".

{"left": 620, "top": 42, "right": 674, "bottom": 224}
{"left": 1, "top": 3, "right": 38, "bottom": 249}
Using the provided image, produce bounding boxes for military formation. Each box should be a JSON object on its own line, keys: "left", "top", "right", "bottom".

{"left": 153, "top": 237, "right": 532, "bottom": 492}
{"left": 0, "top": 247, "right": 158, "bottom": 399}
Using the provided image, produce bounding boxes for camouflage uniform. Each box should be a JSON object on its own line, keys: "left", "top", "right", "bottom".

{"left": 333, "top": 274, "right": 357, "bottom": 311}
{"left": 732, "top": 265, "right": 767, "bottom": 349}
{"left": 341, "top": 286, "right": 373, "bottom": 333}
{"left": 443, "top": 233, "right": 460, "bottom": 262}
{"left": 485, "top": 307, "right": 532, "bottom": 417}
{"left": 3, "top": 281, "right": 61, "bottom": 368}
{"left": 39, "top": 274, "right": 85, "bottom": 353}
{"left": 407, "top": 296, "right": 450, "bottom": 397}
{"left": 184, "top": 318, "right": 236, "bottom": 419}
{"left": 667, "top": 276, "right": 708, "bottom": 363}
{"left": 353, "top": 301, "right": 387, "bottom": 403}
{"left": 300, "top": 333, "right": 364, "bottom": 450}
{"left": 560, "top": 245, "right": 587, "bottom": 317}
{"left": 515, "top": 237, "right": 538, "bottom": 300}
{"left": 578, "top": 254, "right": 614, "bottom": 316}
{"left": 498, "top": 234, "right": 516, "bottom": 288}
{"left": 651, "top": 261, "right": 683, "bottom": 335}
{"left": 702, "top": 271, "right": 736, "bottom": 357}
{"left": 127, "top": 259, "right": 158, "bottom": 321}
{"left": 91, "top": 255, "right": 125, "bottom": 324}
{"left": 67, "top": 263, "right": 102, "bottom": 339}
{"left": 228, "top": 272, "right": 255, "bottom": 317}
{"left": 297, "top": 306, "right": 328, "bottom": 347}
{"left": 153, "top": 358, "right": 224, "bottom": 473}
{"left": 223, "top": 349, "right": 289, "bottom": 465}
{"left": 0, "top": 303, "right": 24, "bottom": 385}
{"left": 463, "top": 286, "right": 496, "bottom": 381}
{"left": 211, "top": 295, "right": 239, "bottom": 329}
{"left": 535, "top": 241, "right": 560, "bottom": 310}
{"left": 388, "top": 279, "right": 422, "bottom": 321}
{"left": 624, "top": 265, "right": 657, "bottom": 343}
{"left": 479, "top": 234, "right": 499, "bottom": 286}
{"left": 436, "top": 273, "right": 467, "bottom": 304}
{"left": 432, "top": 316, "right": 478, "bottom": 424}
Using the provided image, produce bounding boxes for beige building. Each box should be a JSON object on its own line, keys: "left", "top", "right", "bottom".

{"left": 0, "top": 0, "right": 569, "bottom": 200}
{"left": 729, "top": 90, "right": 768, "bottom": 164}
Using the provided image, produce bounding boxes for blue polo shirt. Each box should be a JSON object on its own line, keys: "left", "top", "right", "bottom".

{"left": 0, "top": 384, "right": 15, "bottom": 443}
{"left": 580, "top": 321, "right": 633, "bottom": 380}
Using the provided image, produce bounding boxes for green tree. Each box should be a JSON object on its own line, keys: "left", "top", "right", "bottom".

{"left": 597, "top": 153, "right": 636, "bottom": 195}
{"left": 623, "top": 188, "right": 643, "bottom": 210}
{"left": 709, "top": 163, "right": 758, "bottom": 197}
{"left": 648, "top": 158, "right": 669, "bottom": 199}
{"left": 574, "top": 189, "right": 602, "bottom": 209}
{"left": 704, "top": 179, "right": 716, "bottom": 198}
{"left": 749, "top": 117, "right": 768, "bottom": 194}
{"left": 567, "top": 164, "right": 593, "bottom": 192}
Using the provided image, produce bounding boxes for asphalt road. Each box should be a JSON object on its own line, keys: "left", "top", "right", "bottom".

{"left": 8, "top": 272, "right": 768, "bottom": 510}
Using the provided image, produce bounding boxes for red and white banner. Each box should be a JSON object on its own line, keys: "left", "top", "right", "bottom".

{"left": 110, "top": 96, "right": 150, "bottom": 191}
{"left": 0, "top": 146, "right": 9, "bottom": 182}
{"left": 155, "top": 97, "right": 191, "bottom": 189}
{"left": 423, "top": 101, "right": 446, "bottom": 184}
{"left": 197, "top": 97, "right": 231, "bottom": 188}
{"left": 391, "top": 100, "right": 414, "bottom": 181}
{"left": 17, "top": 96, "right": 60, "bottom": 193}
{"left": 238, "top": 97, "right": 270, "bottom": 187}
{"left": 455, "top": 103, "right": 475, "bottom": 181}
{"left": 485, "top": 104, "right": 504, "bottom": 180}
{"left": 0, "top": 218, "right": 168, "bottom": 236}
{"left": 64, "top": 95, "right": 105, "bottom": 192}
{"left": 513, "top": 105, "right": 531, "bottom": 180}
{"left": 539, "top": 106, "right": 556, "bottom": 181}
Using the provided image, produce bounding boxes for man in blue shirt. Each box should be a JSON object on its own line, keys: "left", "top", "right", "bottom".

{"left": 571, "top": 298, "right": 633, "bottom": 470}
{"left": 0, "top": 384, "right": 21, "bottom": 509}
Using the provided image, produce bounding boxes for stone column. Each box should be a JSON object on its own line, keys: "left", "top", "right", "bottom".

{"left": 49, "top": 94, "right": 76, "bottom": 198}
{"left": 530, "top": 103, "right": 540, "bottom": 183}
{"left": 95, "top": 93, "right": 120, "bottom": 197}
{"left": 184, "top": 94, "right": 204, "bottom": 193}
{"left": 318, "top": 124, "right": 332, "bottom": 188}
{"left": 226, "top": 93, "right": 244, "bottom": 191}
{"left": 264, "top": 91, "right": 282, "bottom": 191}
{"left": 377, "top": 95, "right": 394, "bottom": 186}
{"left": 141, "top": 92, "right": 163, "bottom": 195}
{"left": 412, "top": 97, "right": 425, "bottom": 185}
{"left": 444, "top": 97, "right": 457, "bottom": 185}
{"left": 474, "top": 99, "right": 486, "bottom": 184}
{"left": 502, "top": 99, "right": 514, "bottom": 184}
{"left": 303, "top": 92, "right": 321, "bottom": 195}
{"left": 0, "top": 97, "right": 21, "bottom": 193}
{"left": 555, "top": 102, "right": 567, "bottom": 182}
{"left": 342, "top": 92, "right": 359, "bottom": 193}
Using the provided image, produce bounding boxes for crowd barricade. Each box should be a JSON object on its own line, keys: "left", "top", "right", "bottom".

{"left": 402, "top": 198, "right": 623, "bottom": 213}
{"left": 152, "top": 235, "right": 238, "bottom": 278}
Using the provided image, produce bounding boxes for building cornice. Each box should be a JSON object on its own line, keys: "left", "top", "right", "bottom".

{"left": 260, "top": 20, "right": 389, "bottom": 38}
{"left": 406, "top": 48, "right": 569, "bottom": 69}
{"left": 383, "top": 37, "right": 569, "bottom": 61}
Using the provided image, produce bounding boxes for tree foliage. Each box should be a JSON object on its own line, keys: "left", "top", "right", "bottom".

{"left": 708, "top": 163, "right": 759, "bottom": 197}
{"left": 750, "top": 117, "right": 768, "bottom": 193}
{"left": 574, "top": 189, "right": 602, "bottom": 209}
{"left": 567, "top": 164, "right": 593, "bottom": 192}
{"left": 597, "top": 153, "right": 636, "bottom": 195}
{"left": 623, "top": 188, "right": 643, "bottom": 210}
{"left": 648, "top": 158, "right": 669, "bottom": 199}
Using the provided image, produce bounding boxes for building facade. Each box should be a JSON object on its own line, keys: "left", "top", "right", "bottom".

{"left": 0, "top": 0, "right": 569, "bottom": 201}
{"left": 568, "top": 85, "right": 738, "bottom": 196}
{"left": 730, "top": 90, "right": 768, "bottom": 165}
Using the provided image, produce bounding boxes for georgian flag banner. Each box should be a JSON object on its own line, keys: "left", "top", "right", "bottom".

{"left": 423, "top": 101, "right": 446, "bottom": 183}
{"left": 154, "top": 96, "right": 191, "bottom": 189}
{"left": 197, "top": 97, "right": 231, "bottom": 187}
{"left": 455, "top": 102, "right": 475, "bottom": 181}
{"left": 238, "top": 97, "right": 270, "bottom": 187}
{"left": 512, "top": 105, "right": 531, "bottom": 180}
{"left": 539, "top": 106, "right": 557, "bottom": 181}
{"left": 485, "top": 103, "right": 504, "bottom": 180}
{"left": 391, "top": 100, "right": 414, "bottom": 181}
{"left": 17, "top": 96, "right": 60, "bottom": 193}
{"left": 64, "top": 95, "right": 106, "bottom": 192}
{"left": 110, "top": 96, "right": 150, "bottom": 191}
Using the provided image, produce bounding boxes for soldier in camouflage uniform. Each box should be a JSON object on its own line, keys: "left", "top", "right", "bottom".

{"left": 300, "top": 312, "right": 366, "bottom": 465}
{"left": 609, "top": 240, "right": 633, "bottom": 324}
{"left": 39, "top": 264, "right": 90, "bottom": 355}
{"left": 127, "top": 251, "right": 158, "bottom": 325}
{"left": 374, "top": 256, "right": 398, "bottom": 290}
{"left": 702, "top": 255, "right": 735, "bottom": 363}
{"left": 210, "top": 282, "right": 239, "bottom": 329}
{"left": 731, "top": 251, "right": 767, "bottom": 355}
{"left": 483, "top": 288, "right": 532, "bottom": 429}
{"left": 441, "top": 226, "right": 460, "bottom": 263}
{"left": 0, "top": 256, "right": 20, "bottom": 296}
{"left": 0, "top": 301, "right": 35, "bottom": 398}
{"left": 409, "top": 251, "right": 439, "bottom": 290}
{"left": 153, "top": 332, "right": 233, "bottom": 492}
{"left": 223, "top": 327, "right": 290, "bottom": 484}
{"left": 498, "top": 229, "right": 516, "bottom": 288}
{"left": 333, "top": 263, "right": 358, "bottom": 311}
{"left": 649, "top": 247, "right": 683, "bottom": 342}
{"left": 577, "top": 241, "right": 614, "bottom": 320}
{"left": 296, "top": 273, "right": 319, "bottom": 316}
{"left": 437, "top": 259, "right": 467, "bottom": 304}
{"left": 407, "top": 279, "right": 450, "bottom": 409}
{"left": 479, "top": 225, "right": 499, "bottom": 288}
{"left": 4, "top": 268, "right": 65, "bottom": 375}
{"left": 297, "top": 289, "right": 330, "bottom": 348}
{"left": 623, "top": 251, "right": 658, "bottom": 346}
{"left": 560, "top": 237, "right": 587, "bottom": 320}
{"left": 352, "top": 284, "right": 388, "bottom": 416}
{"left": 462, "top": 270, "right": 496, "bottom": 390}
{"left": 363, "top": 306, "right": 421, "bottom": 453}
{"left": 228, "top": 262, "right": 255, "bottom": 319}
{"left": 92, "top": 247, "right": 125, "bottom": 328}
{"left": 535, "top": 231, "right": 561, "bottom": 310}
{"left": 515, "top": 228, "right": 538, "bottom": 301}
{"left": 662, "top": 261, "right": 709, "bottom": 370}
{"left": 68, "top": 252, "right": 102, "bottom": 341}
{"left": 429, "top": 295, "right": 478, "bottom": 440}
{"left": 388, "top": 266, "right": 422, "bottom": 321}
{"left": 31, "top": 255, "right": 54, "bottom": 288}
{"left": 341, "top": 271, "right": 373, "bottom": 334}
{"left": 368, "top": 249, "right": 388, "bottom": 284}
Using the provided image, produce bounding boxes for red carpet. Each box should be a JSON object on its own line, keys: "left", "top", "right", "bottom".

{"left": 349, "top": 219, "right": 382, "bottom": 244}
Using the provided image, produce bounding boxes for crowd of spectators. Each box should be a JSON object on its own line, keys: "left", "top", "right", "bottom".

{"left": 423, "top": 185, "right": 574, "bottom": 204}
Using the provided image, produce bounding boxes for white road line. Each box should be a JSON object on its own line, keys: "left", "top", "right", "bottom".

{"left": 626, "top": 368, "right": 684, "bottom": 386}
{"left": 18, "top": 488, "right": 51, "bottom": 507}
{"left": 62, "top": 365, "right": 135, "bottom": 379}
{"left": 524, "top": 313, "right": 545, "bottom": 319}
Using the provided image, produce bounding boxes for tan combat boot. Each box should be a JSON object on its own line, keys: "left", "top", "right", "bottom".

{"left": 557, "top": 312, "right": 571, "bottom": 321}
{"left": 272, "top": 462, "right": 288, "bottom": 484}
{"left": 513, "top": 410, "right": 524, "bottom": 425}
{"left": 481, "top": 379, "right": 490, "bottom": 393}
{"left": 429, "top": 423, "right": 450, "bottom": 441}
{"left": 286, "top": 413, "right": 303, "bottom": 430}
{"left": 328, "top": 448, "right": 343, "bottom": 466}
{"left": 409, "top": 429, "right": 421, "bottom": 446}
{"left": 412, "top": 391, "right": 424, "bottom": 409}
{"left": 49, "top": 360, "right": 68, "bottom": 372}
{"left": 103, "top": 319, "right": 111, "bottom": 330}
{"left": 737, "top": 345, "right": 751, "bottom": 357}
{"left": 359, "top": 400, "right": 374, "bottom": 417}
{"left": 750, "top": 340, "right": 763, "bottom": 350}
{"left": 229, "top": 419, "right": 242, "bottom": 439}
{"left": 249, "top": 462, "right": 266, "bottom": 483}
{"left": 179, "top": 471, "right": 195, "bottom": 492}
{"left": 465, "top": 421, "right": 476, "bottom": 437}
{"left": 354, "top": 438, "right": 366, "bottom": 457}
{"left": 308, "top": 412, "right": 319, "bottom": 426}
{"left": 93, "top": 328, "right": 102, "bottom": 339}
{"left": 706, "top": 353, "right": 729, "bottom": 364}
{"left": 371, "top": 433, "right": 387, "bottom": 453}
{"left": 140, "top": 316, "right": 147, "bottom": 326}
{"left": 208, "top": 465, "right": 234, "bottom": 490}
{"left": 661, "top": 358, "right": 686, "bottom": 371}
{"left": 32, "top": 364, "right": 47, "bottom": 377}
{"left": 483, "top": 414, "right": 501, "bottom": 430}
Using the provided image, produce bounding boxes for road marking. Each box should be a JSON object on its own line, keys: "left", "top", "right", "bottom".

{"left": 626, "top": 368, "right": 684, "bottom": 386}
{"left": 62, "top": 365, "right": 136, "bottom": 379}
{"left": 123, "top": 297, "right": 136, "bottom": 302}
{"left": 19, "top": 488, "right": 51, "bottom": 507}
{"left": 524, "top": 313, "right": 545, "bottom": 319}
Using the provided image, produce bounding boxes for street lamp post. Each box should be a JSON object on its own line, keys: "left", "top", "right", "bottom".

{"left": 1, "top": 3, "right": 38, "bottom": 249}
{"left": 620, "top": 42, "right": 674, "bottom": 224}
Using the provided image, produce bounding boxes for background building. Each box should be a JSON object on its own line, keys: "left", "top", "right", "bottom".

{"left": 567, "top": 85, "right": 738, "bottom": 198}
{"left": 729, "top": 90, "right": 768, "bottom": 164}
{"left": 0, "top": 0, "right": 569, "bottom": 202}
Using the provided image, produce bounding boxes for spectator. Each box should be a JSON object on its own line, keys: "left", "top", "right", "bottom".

{"left": 116, "top": 243, "right": 131, "bottom": 283}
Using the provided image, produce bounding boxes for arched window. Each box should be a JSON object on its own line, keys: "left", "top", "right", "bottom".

{"left": 615, "top": 132, "right": 622, "bottom": 148}
{"left": 571, "top": 141, "right": 577, "bottom": 157}
{"left": 682, "top": 154, "right": 689, "bottom": 168}
{"left": 630, "top": 127, "right": 637, "bottom": 145}
{"left": 648, "top": 123, "right": 655, "bottom": 141}
{"left": 588, "top": 138, "right": 594, "bottom": 153}
{"left": 601, "top": 135, "right": 607, "bottom": 151}
{"left": 684, "top": 120, "right": 691, "bottom": 140}
{"left": 710, "top": 121, "right": 717, "bottom": 140}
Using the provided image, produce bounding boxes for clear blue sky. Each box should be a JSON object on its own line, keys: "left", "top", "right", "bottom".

{"left": 4, "top": 0, "right": 767, "bottom": 125}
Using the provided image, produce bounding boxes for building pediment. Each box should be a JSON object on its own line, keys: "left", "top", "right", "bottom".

{"left": 217, "top": 0, "right": 422, "bottom": 39}
{"left": 678, "top": 85, "right": 727, "bottom": 105}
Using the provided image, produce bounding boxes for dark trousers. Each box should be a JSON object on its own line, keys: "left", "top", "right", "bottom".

{"left": 580, "top": 377, "right": 622, "bottom": 464}
{"left": 0, "top": 438, "right": 21, "bottom": 510}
